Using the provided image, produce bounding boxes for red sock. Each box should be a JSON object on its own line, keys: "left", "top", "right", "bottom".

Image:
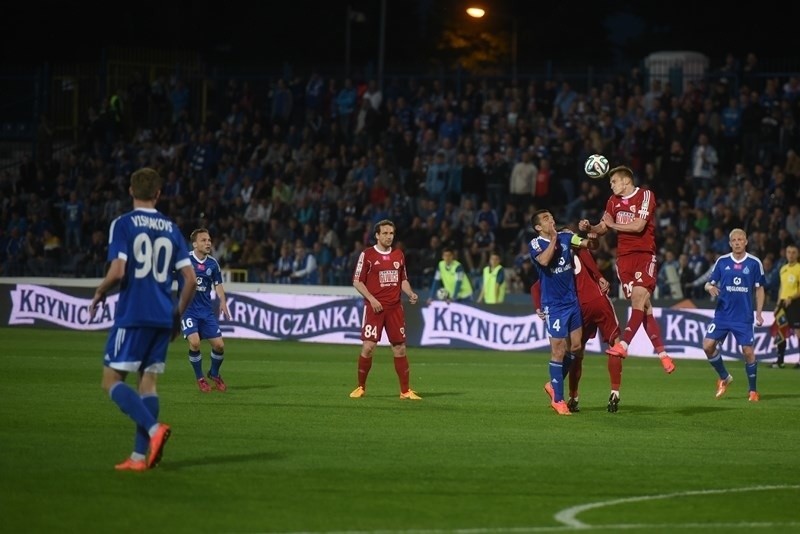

{"left": 622, "top": 308, "right": 645, "bottom": 345}
{"left": 357, "top": 355, "right": 372, "bottom": 388}
{"left": 569, "top": 357, "right": 583, "bottom": 398}
{"left": 394, "top": 356, "right": 410, "bottom": 393}
{"left": 608, "top": 355, "right": 623, "bottom": 390}
{"left": 644, "top": 314, "right": 666, "bottom": 353}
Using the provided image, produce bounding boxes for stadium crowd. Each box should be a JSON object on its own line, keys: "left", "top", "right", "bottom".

{"left": 1, "top": 51, "right": 799, "bottom": 303}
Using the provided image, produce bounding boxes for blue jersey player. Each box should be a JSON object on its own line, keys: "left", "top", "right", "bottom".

{"left": 178, "top": 228, "right": 231, "bottom": 392}
{"left": 89, "top": 168, "right": 196, "bottom": 471}
{"left": 528, "top": 209, "right": 596, "bottom": 416}
{"left": 702, "top": 228, "right": 765, "bottom": 402}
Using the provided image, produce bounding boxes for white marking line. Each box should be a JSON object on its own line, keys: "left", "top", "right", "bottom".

{"left": 555, "top": 484, "right": 800, "bottom": 529}
{"left": 266, "top": 485, "right": 800, "bottom": 534}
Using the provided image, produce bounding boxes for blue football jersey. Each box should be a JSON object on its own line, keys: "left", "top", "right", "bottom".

{"left": 107, "top": 208, "right": 191, "bottom": 328}
{"left": 708, "top": 252, "right": 765, "bottom": 324}
{"left": 180, "top": 251, "right": 223, "bottom": 317}
{"left": 528, "top": 231, "right": 579, "bottom": 311}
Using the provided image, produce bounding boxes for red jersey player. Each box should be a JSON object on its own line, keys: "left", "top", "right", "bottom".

{"left": 579, "top": 165, "right": 676, "bottom": 375}
{"left": 532, "top": 237, "right": 623, "bottom": 412}
{"left": 349, "top": 219, "right": 421, "bottom": 400}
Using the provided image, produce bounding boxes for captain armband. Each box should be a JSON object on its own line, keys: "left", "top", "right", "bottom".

{"left": 570, "top": 234, "right": 584, "bottom": 247}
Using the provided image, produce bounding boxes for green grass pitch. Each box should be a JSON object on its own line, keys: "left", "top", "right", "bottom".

{"left": 3, "top": 327, "right": 800, "bottom": 533}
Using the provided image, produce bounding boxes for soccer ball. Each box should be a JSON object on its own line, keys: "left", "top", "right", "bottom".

{"left": 436, "top": 288, "right": 450, "bottom": 300}
{"left": 584, "top": 154, "right": 610, "bottom": 179}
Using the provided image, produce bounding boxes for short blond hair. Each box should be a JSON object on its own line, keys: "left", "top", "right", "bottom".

{"left": 728, "top": 228, "right": 747, "bottom": 240}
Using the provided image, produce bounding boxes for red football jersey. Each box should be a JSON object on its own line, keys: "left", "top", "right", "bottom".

{"left": 604, "top": 187, "right": 656, "bottom": 256}
{"left": 573, "top": 248, "right": 606, "bottom": 304}
{"left": 531, "top": 248, "right": 606, "bottom": 308}
{"left": 353, "top": 245, "right": 408, "bottom": 308}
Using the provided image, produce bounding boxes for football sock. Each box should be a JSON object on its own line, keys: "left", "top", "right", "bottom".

{"left": 561, "top": 352, "right": 575, "bottom": 378}
{"left": 746, "top": 362, "right": 758, "bottom": 391}
{"left": 622, "top": 309, "right": 645, "bottom": 345}
{"left": 393, "top": 356, "right": 410, "bottom": 392}
{"left": 548, "top": 360, "right": 565, "bottom": 402}
{"left": 777, "top": 340, "right": 786, "bottom": 365}
{"left": 568, "top": 357, "right": 583, "bottom": 399}
{"left": 210, "top": 349, "right": 224, "bottom": 376}
{"left": 357, "top": 355, "right": 372, "bottom": 388}
{"left": 189, "top": 350, "right": 203, "bottom": 379}
{"left": 709, "top": 354, "right": 729, "bottom": 380}
{"left": 607, "top": 355, "right": 622, "bottom": 390}
{"left": 109, "top": 382, "right": 157, "bottom": 431}
{"left": 134, "top": 394, "right": 159, "bottom": 455}
{"left": 644, "top": 313, "right": 666, "bottom": 353}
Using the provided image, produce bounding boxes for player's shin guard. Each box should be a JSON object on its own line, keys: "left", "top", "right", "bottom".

{"left": 188, "top": 350, "right": 203, "bottom": 379}
{"left": 746, "top": 362, "right": 758, "bottom": 392}
{"left": 607, "top": 354, "right": 622, "bottom": 390}
{"left": 548, "top": 360, "right": 565, "bottom": 402}
{"left": 561, "top": 352, "right": 575, "bottom": 378}
{"left": 622, "top": 309, "right": 645, "bottom": 345}
{"left": 709, "top": 353, "right": 729, "bottom": 380}
{"left": 135, "top": 394, "right": 160, "bottom": 455}
{"left": 210, "top": 349, "right": 224, "bottom": 376}
{"left": 109, "top": 382, "right": 157, "bottom": 431}
{"left": 394, "top": 356, "right": 410, "bottom": 392}
{"left": 644, "top": 313, "right": 666, "bottom": 353}
{"left": 357, "top": 355, "right": 372, "bottom": 388}
{"left": 569, "top": 356, "right": 583, "bottom": 398}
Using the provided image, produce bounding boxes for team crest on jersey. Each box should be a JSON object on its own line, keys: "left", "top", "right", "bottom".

{"left": 629, "top": 205, "right": 636, "bottom": 213}
{"left": 635, "top": 271, "right": 642, "bottom": 280}
{"left": 393, "top": 261, "right": 400, "bottom": 269}
{"left": 743, "top": 266, "right": 750, "bottom": 274}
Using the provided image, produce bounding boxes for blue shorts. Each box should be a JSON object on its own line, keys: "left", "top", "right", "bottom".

{"left": 181, "top": 312, "right": 222, "bottom": 340}
{"left": 545, "top": 306, "right": 582, "bottom": 339}
{"left": 103, "top": 326, "right": 171, "bottom": 374}
{"left": 705, "top": 320, "right": 755, "bottom": 347}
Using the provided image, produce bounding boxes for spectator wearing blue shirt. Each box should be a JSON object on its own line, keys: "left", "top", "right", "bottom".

{"left": 291, "top": 241, "right": 318, "bottom": 284}
{"left": 63, "top": 191, "right": 84, "bottom": 252}
{"left": 336, "top": 78, "right": 357, "bottom": 141}
{"left": 424, "top": 151, "right": 450, "bottom": 204}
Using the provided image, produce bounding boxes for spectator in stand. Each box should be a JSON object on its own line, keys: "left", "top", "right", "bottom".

{"left": 290, "top": 240, "right": 318, "bottom": 284}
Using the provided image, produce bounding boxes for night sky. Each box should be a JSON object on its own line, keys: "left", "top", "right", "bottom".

{"left": 3, "top": 1, "right": 796, "bottom": 72}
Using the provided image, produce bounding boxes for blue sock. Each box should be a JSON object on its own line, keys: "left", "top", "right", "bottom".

{"left": 134, "top": 394, "right": 160, "bottom": 455}
{"left": 709, "top": 354, "right": 729, "bottom": 380}
{"left": 110, "top": 382, "right": 157, "bottom": 430}
{"left": 189, "top": 350, "right": 203, "bottom": 379}
{"left": 548, "top": 360, "right": 564, "bottom": 402}
{"left": 561, "top": 352, "right": 575, "bottom": 378}
{"left": 746, "top": 362, "right": 758, "bottom": 392}
{"left": 210, "top": 349, "right": 224, "bottom": 377}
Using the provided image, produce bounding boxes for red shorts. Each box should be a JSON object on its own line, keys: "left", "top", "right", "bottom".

{"left": 581, "top": 295, "right": 620, "bottom": 345}
{"left": 615, "top": 252, "right": 657, "bottom": 299}
{"left": 361, "top": 304, "right": 407, "bottom": 344}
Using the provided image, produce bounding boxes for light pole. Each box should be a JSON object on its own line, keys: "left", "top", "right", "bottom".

{"left": 466, "top": 5, "right": 518, "bottom": 84}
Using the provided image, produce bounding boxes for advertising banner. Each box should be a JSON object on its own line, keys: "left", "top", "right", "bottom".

{"left": 2, "top": 283, "right": 790, "bottom": 361}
